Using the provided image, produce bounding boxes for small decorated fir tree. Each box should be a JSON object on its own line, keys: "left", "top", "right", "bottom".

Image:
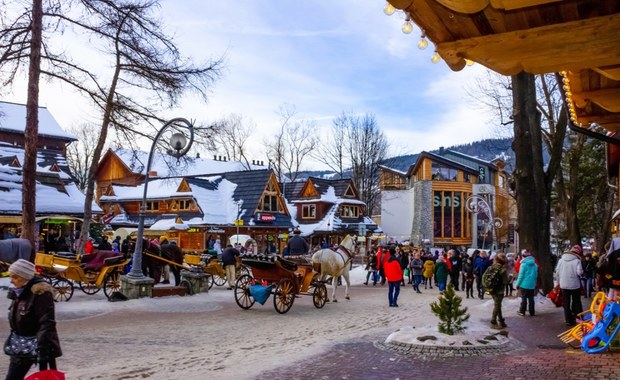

{"left": 430, "top": 283, "right": 470, "bottom": 335}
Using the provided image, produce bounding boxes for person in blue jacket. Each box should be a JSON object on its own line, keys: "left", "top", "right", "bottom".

{"left": 515, "top": 250, "right": 538, "bottom": 316}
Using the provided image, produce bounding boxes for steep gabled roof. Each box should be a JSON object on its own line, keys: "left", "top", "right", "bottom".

{"left": 0, "top": 101, "right": 76, "bottom": 141}
{"left": 308, "top": 176, "right": 357, "bottom": 199}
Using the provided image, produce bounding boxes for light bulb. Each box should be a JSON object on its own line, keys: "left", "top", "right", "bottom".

{"left": 417, "top": 37, "right": 428, "bottom": 50}
{"left": 431, "top": 51, "right": 441, "bottom": 64}
{"left": 402, "top": 20, "right": 413, "bottom": 34}
{"left": 383, "top": 3, "right": 395, "bottom": 16}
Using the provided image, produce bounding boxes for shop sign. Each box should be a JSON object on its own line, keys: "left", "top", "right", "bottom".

{"left": 207, "top": 228, "right": 225, "bottom": 234}
{"left": 256, "top": 213, "right": 276, "bottom": 222}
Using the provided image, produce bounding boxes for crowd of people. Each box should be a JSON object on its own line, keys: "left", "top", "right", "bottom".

{"left": 361, "top": 240, "right": 620, "bottom": 330}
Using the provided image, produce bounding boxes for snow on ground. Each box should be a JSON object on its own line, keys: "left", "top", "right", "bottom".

{"left": 0, "top": 266, "right": 562, "bottom": 379}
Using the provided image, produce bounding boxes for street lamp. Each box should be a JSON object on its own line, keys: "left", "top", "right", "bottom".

{"left": 127, "top": 118, "right": 194, "bottom": 279}
{"left": 235, "top": 200, "right": 242, "bottom": 245}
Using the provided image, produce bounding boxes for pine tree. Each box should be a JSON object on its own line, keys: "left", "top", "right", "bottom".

{"left": 430, "top": 284, "right": 470, "bottom": 335}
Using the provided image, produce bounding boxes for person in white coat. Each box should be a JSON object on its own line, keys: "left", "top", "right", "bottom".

{"left": 555, "top": 245, "right": 584, "bottom": 326}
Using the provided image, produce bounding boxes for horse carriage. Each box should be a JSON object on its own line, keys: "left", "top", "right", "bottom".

{"left": 234, "top": 253, "right": 328, "bottom": 314}
{"left": 34, "top": 250, "right": 129, "bottom": 302}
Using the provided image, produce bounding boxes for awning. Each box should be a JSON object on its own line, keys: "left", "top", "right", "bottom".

{"left": 0, "top": 215, "right": 21, "bottom": 224}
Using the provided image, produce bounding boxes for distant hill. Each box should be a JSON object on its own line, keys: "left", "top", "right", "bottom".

{"left": 381, "top": 137, "right": 515, "bottom": 174}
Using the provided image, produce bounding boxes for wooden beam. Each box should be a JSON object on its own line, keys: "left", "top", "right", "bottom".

{"left": 436, "top": 14, "right": 620, "bottom": 75}
{"left": 432, "top": 0, "right": 563, "bottom": 14}
{"left": 573, "top": 88, "right": 620, "bottom": 113}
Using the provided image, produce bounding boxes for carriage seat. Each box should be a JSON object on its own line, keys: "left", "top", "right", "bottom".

{"left": 54, "top": 251, "right": 78, "bottom": 260}
{"left": 278, "top": 257, "right": 298, "bottom": 272}
{"left": 81, "top": 250, "right": 124, "bottom": 272}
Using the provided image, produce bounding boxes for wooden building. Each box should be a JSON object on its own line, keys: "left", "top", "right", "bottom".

{"left": 96, "top": 149, "right": 293, "bottom": 253}
{"left": 282, "top": 176, "right": 380, "bottom": 249}
{"left": 379, "top": 148, "right": 513, "bottom": 250}
{"left": 0, "top": 101, "right": 98, "bottom": 250}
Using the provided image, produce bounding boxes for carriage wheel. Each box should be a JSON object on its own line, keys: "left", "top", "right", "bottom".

{"left": 213, "top": 274, "right": 227, "bottom": 286}
{"left": 52, "top": 279, "right": 74, "bottom": 302}
{"left": 179, "top": 279, "right": 194, "bottom": 296}
{"left": 234, "top": 274, "right": 255, "bottom": 309}
{"left": 103, "top": 271, "right": 122, "bottom": 300}
{"left": 79, "top": 281, "right": 101, "bottom": 295}
{"left": 239, "top": 265, "right": 251, "bottom": 277}
{"left": 273, "top": 278, "right": 295, "bottom": 314}
{"left": 205, "top": 274, "right": 214, "bottom": 290}
{"left": 312, "top": 283, "right": 328, "bottom": 309}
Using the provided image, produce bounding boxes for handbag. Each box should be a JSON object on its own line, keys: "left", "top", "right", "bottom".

{"left": 25, "top": 370, "right": 65, "bottom": 380}
{"left": 547, "top": 285, "right": 563, "bottom": 307}
{"left": 4, "top": 331, "right": 38, "bottom": 359}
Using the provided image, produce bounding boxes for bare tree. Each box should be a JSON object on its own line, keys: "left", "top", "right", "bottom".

{"left": 313, "top": 112, "right": 388, "bottom": 214}
{"left": 1, "top": 0, "right": 223, "bottom": 253}
{"left": 66, "top": 122, "right": 102, "bottom": 190}
{"left": 264, "top": 104, "right": 317, "bottom": 183}
{"left": 211, "top": 113, "right": 254, "bottom": 168}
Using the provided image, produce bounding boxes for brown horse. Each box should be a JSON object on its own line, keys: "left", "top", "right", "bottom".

{"left": 139, "top": 239, "right": 184, "bottom": 285}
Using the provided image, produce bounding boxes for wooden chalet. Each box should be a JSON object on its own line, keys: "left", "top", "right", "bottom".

{"left": 383, "top": 1, "right": 620, "bottom": 235}
{"left": 379, "top": 148, "right": 513, "bottom": 250}
{"left": 282, "top": 176, "right": 379, "bottom": 248}
{"left": 97, "top": 162, "right": 294, "bottom": 253}
{"left": 0, "top": 101, "right": 97, "bottom": 249}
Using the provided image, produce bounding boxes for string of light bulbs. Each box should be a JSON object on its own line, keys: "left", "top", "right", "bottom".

{"left": 383, "top": 2, "right": 475, "bottom": 67}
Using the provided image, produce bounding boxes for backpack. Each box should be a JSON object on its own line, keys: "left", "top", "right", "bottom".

{"left": 482, "top": 264, "right": 502, "bottom": 293}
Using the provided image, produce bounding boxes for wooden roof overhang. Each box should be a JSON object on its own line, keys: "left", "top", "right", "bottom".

{"left": 386, "top": 0, "right": 620, "bottom": 143}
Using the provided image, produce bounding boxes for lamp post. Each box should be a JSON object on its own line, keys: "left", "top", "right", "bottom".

{"left": 235, "top": 200, "right": 242, "bottom": 245}
{"left": 127, "top": 118, "right": 194, "bottom": 279}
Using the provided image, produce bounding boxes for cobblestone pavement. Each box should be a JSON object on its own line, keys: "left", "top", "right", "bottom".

{"left": 257, "top": 299, "right": 619, "bottom": 380}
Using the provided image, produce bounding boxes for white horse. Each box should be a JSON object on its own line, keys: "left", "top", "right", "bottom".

{"left": 311, "top": 235, "right": 357, "bottom": 302}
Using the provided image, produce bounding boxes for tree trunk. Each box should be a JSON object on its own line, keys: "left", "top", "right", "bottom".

{"left": 511, "top": 72, "right": 554, "bottom": 293}
{"left": 21, "top": 0, "right": 43, "bottom": 251}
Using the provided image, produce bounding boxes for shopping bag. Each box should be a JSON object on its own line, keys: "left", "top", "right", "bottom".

{"left": 547, "top": 285, "right": 563, "bottom": 307}
{"left": 25, "top": 369, "right": 65, "bottom": 380}
{"left": 404, "top": 268, "right": 409, "bottom": 277}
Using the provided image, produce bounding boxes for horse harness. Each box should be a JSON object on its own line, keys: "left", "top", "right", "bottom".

{"left": 317, "top": 244, "right": 354, "bottom": 267}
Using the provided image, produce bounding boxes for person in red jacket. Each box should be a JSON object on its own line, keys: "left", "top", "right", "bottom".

{"left": 376, "top": 246, "right": 390, "bottom": 285}
{"left": 384, "top": 247, "right": 404, "bottom": 307}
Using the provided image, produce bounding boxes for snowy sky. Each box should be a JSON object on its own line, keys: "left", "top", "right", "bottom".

{"left": 1, "top": 1, "right": 498, "bottom": 169}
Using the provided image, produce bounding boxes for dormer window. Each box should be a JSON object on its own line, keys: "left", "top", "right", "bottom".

{"left": 302, "top": 204, "right": 316, "bottom": 219}
{"left": 341, "top": 205, "right": 360, "bottom": 218}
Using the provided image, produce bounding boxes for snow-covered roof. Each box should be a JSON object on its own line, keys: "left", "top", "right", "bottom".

{"left": 113, "top": 148, "right": 265, "bottom": 178}
{"left": 0, "top": 101, "right": 76, "bottom": 140}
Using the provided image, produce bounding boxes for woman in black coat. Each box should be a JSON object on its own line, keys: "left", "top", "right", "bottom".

{"left": 6, "top": 259, "right": 62, "bottom": 379}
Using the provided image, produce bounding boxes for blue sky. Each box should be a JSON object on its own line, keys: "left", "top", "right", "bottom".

{"left": 4, "top": 1, "right": 499, "bottom": 169}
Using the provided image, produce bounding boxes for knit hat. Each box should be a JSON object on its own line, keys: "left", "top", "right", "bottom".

{"left": 522, "top": 250, "right": 532, "bottom": 257}
{"left": 570, "top": 245, "right": 583, "bottom": 257}
{"left": 495, "top": 252, "right": 507, "bottom": 264}
{"left": 8, "top": 259, "right": 35, "bottom": 281}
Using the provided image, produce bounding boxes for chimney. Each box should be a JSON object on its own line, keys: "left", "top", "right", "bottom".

{"left": 439, "top": 146, "right": 445, "bottom": 155}
{"left": 148, "top": 170, "right": 158, "bottom": 177}
{"left": 213, "top": 155, "right": 217, "bottom": 160}
{"left": 260, "top": 161, "right": 264, "bottom": 166}
{"left": 196, "top": 153, "right": 200, "bottom": 158}
{"left": 218, "top": 155, "right": 222, "bottom": 161}
{"left": 252, "top": 160, "right": 255, "bottom": 165}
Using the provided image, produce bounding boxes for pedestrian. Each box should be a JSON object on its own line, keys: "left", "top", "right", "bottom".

{"left": 505, "top": 252, "right": 516, "bottom": 297}
{"left": 384, "top": 247, "right": 403, "bottom": 307}
{"left": 5, "top": 259, "right": 62, "bottom": 379}
{"left": 462, "top": 255, "right": 475, "bottom": 299}
{"left": 434, "top": 256, "right": 449, "bottom": 292}
{"left": 396, "top": 245, "right": 408, "bottom": 286}
{"left": 286, "top": 228, "right": 309, "bottom": 256}
{"left": 581, "top": 253, "right": 596, "bottom": 298}
{"left": 555, "top": 245, "right": 584, "bottom": 326}
{"left": 376, "top": 246, "right": 389, "bottom": 286}
{"left": 409, "top": 251, "right": 424, "bottom": 293}
{"left": 474, "top": 250, "right": 491, "bottom": 299}
{"left": 221, "top": 244, "right": 241, "bottom": 290}
{"left": 486, "top": 252, "right": 509, "bottom": 329}
{"left": 422, "top": 253, "right": 435, "bottom": 289}
{"left": 364, "top": 249, "right": 378, "bottom": 286}
{"left": 515, "top": 250, "right": 538, "bottom": 317}
{"left": 448, "top": 249, "right": 461, "bottom": 291}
